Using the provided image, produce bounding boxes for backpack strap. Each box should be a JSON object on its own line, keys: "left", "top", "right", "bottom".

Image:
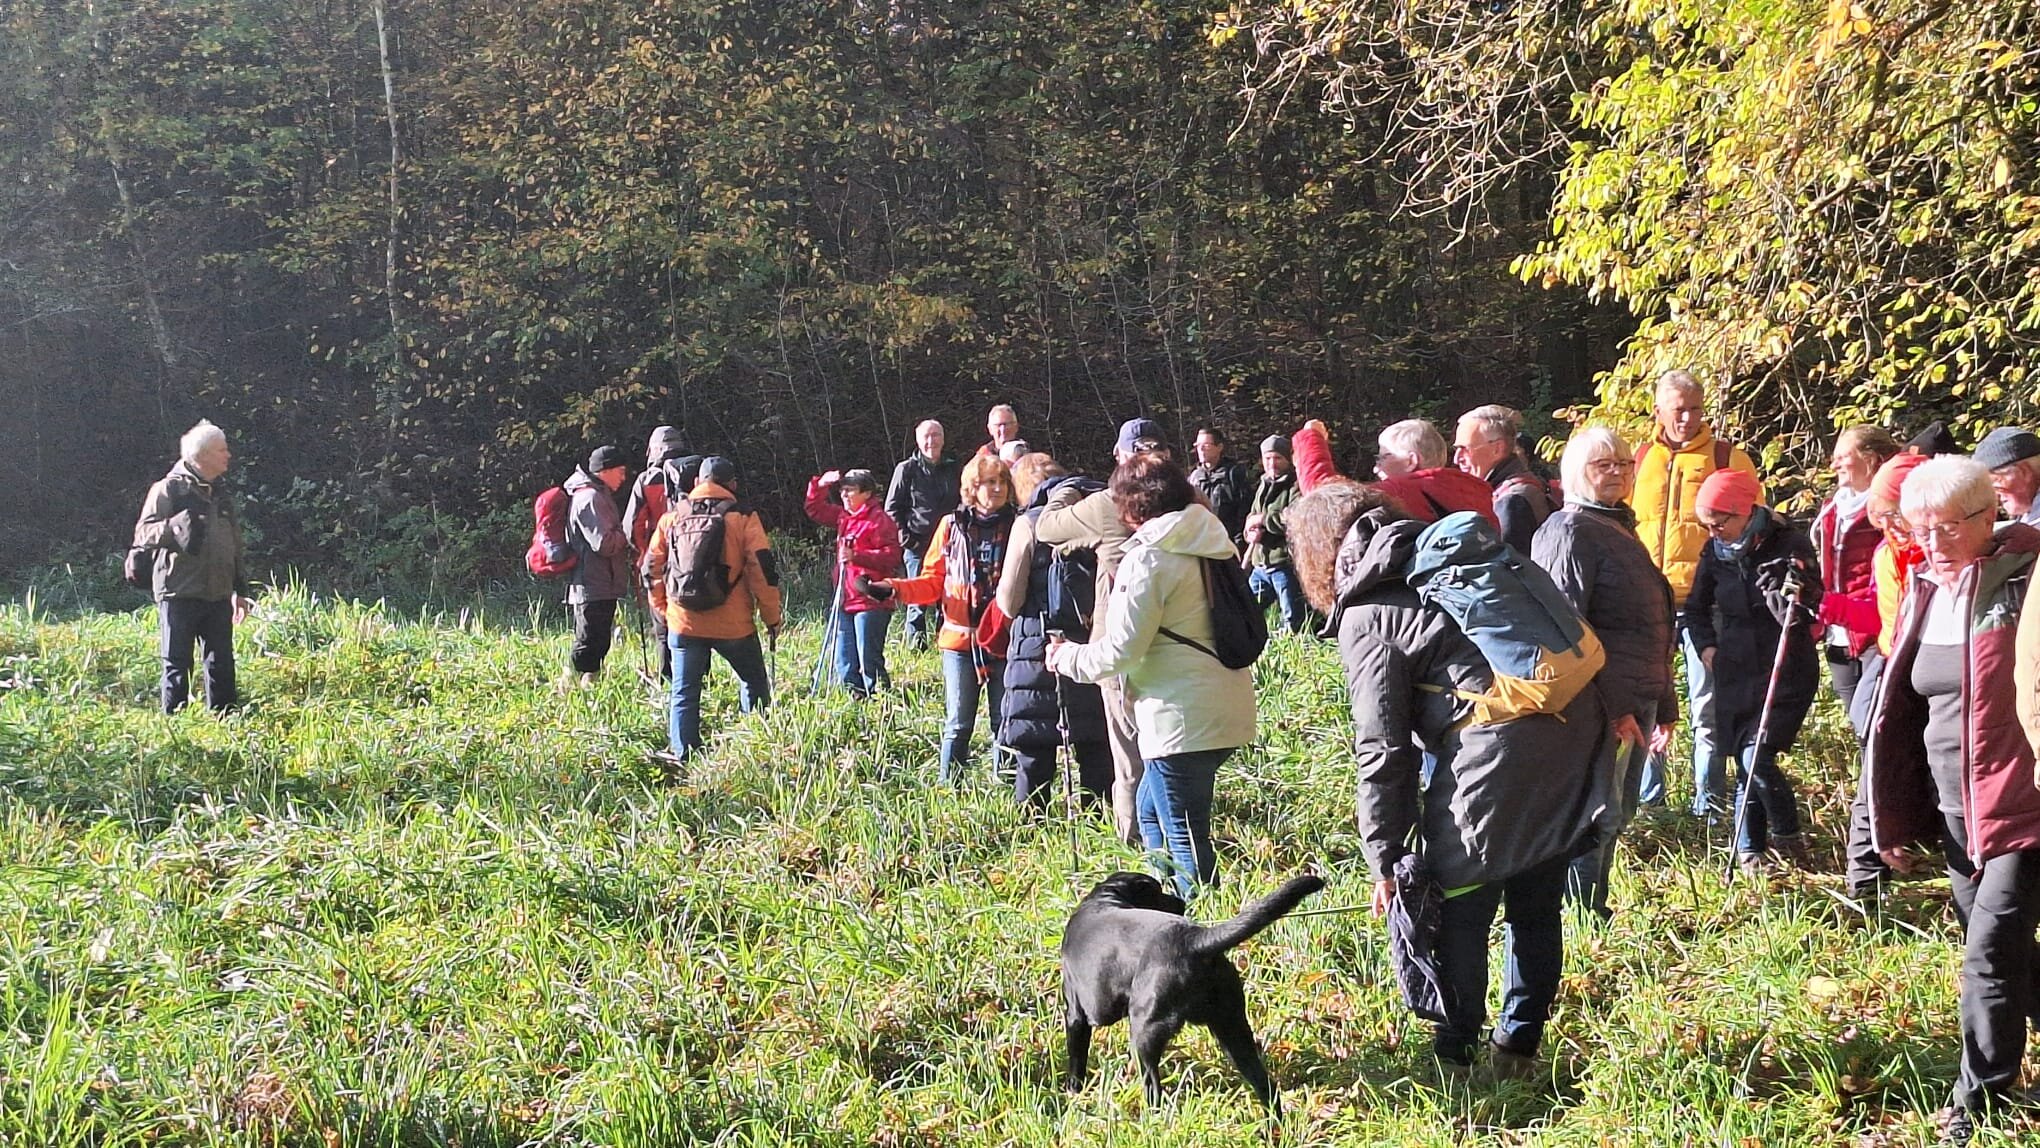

{"left": 1714, "top": 440, "right": 1732, "bottom": 471}
{"left": 1156, "top": 626, "right": 1222, "bottom": 662}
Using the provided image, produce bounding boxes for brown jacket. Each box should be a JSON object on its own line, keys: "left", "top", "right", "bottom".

{"left": 645, "top": 481, "right": 784, "bottom": 640}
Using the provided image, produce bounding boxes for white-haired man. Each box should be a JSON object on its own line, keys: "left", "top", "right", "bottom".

{"left": 977, "top": 404, "right": 1022, "bottom": 460}
{"left": 885, "top": 419, "right": 960, "bottom": 648}
{"left": 1369, "top": 418, "right": 1498, "bottom": 525}
{"left": 131, "top": 420, "right": 254, "bottom": 713}
{"left": 1454, "top": 404, "right": 1555, "bottom": 556}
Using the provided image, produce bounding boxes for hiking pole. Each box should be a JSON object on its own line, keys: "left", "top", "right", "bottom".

{"left": 1050, "top": 631, "right": 1080, "bottom": 890}
{"left": 1729, "top": 570, "right": 1807, "bottom": 883}
{"left": 812, "top": 563, "right": 845, "bottom": 693}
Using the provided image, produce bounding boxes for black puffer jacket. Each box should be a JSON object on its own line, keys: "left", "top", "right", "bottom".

{"left": 1532, "top": 502, "right": 1679, "bottom": 725}
{"left": 1334, "top": 508, "right": 1616, "bottom": 889}
{"left": 1681, "top": 508, "right": 1822, "bottom": 752}
{"left": 1001, "top": 476, "right": 1109, "bottom": 750}
{"left": 1190, "top": 458, "right": 1253, "bottom": 543}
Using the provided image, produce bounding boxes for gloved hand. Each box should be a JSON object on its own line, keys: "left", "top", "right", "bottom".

{"left": 854, "top": 573, "right": 894, "bottom": 602}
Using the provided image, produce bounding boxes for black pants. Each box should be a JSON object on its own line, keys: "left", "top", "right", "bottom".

{"left": 569, "top": 600, "right": 619, "bottom": 674}
{"left": 1942, "top": 812, "right": 2040, "bottom": 1112}
{"left": 1011, "top": 740, "right": 1113, "bottom": 810}
{"left": 1434, "top": 851, "right": 1568, "bottom": 1064}
{"left": 159, "top": 596, "right": 236, "bottom": 713}
{"left": 648, "top": 603, "right": 673, "bottom": 681}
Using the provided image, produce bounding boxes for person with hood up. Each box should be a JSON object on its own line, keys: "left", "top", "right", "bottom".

{"left": 1532, "top": 427, "right": 1679, "bottom": 920}
{"left": 625, "top": 426, "right": 689, "bottom": 680}
{"left": 875, "top": 454, "right": 1019, "bottom": 781}
{"left": 804, "top": 467, "right": 903, "bottom": 696}
{"left": 995, "top": 453, "right": 1112, "bottom": 811}
{"left": 1285, "top": 479, "right": 1613, "bottom": 1080}
{"left": 1244, "top": 435, "right": 1307, "bottom": 632}
{"left": 131, "top": 419, "right": 255, "bottom": 713}
{"left": 562, "top": 445, "right": 632, "bottom": 688}
{"left": 1680, "top": 467, "right": 1823, "bottom": 873}
{"left": 1047, "top": 454, "right": 1257, "bottom": 899}
{"left": 1871, "top": 458, "right": 2040, "bottom": 1146}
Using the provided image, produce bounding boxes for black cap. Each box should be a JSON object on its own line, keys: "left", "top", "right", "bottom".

{"left": 665, "top": 453, "right": 704, "bottom": 491}
{"left": 1904, "top": 421, "right": 1959, "bottom": 457}
{"left": 699, "top": 456, "right": 737, "bottom": 486}
{"left": 588, "top": 445, "right": 628, "bottom": 474}
{"left": 1975, "top": 427, "right": 2040, "bottom": 471}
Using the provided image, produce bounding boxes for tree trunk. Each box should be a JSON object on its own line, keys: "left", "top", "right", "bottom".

{"left": 371, "top": 0, "right": 404, "bottom": 457}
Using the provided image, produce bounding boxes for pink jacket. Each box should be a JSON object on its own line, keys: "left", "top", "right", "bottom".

{"left": 805, "top": 477, "right": 904, "bottom": 613}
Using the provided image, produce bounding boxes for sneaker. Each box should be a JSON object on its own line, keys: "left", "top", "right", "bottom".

{"left": 1771, "top": 834, "right": 1815, "bottom": 870}
{"left": 1939, "top": 1105, "right": 1976, "bottom": 1146}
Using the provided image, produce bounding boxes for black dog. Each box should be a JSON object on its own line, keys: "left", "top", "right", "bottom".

{"left": 1060, "top": 870, "right": 1324, "bottom": 1110}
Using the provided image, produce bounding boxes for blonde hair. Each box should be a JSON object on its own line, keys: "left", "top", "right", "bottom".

{"left": 1010, "top": 452, "right": 1065, "bottom": 505}
{"left": 958, "top": 453, "right": 1016, "bottom": 512}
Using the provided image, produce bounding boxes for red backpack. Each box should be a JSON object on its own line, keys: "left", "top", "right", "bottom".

{"left": 525, "top": 486, "right": 578, "bottom": 578}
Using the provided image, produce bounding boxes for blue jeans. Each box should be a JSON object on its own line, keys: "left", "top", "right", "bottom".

{"left": 669, "top": 633, "right": 771, "bottom": 759}
{"left": 1137, "top": 748, "right": 1233, "bottom": 899}
{"left": 1683, "top": 630, "right": 1725, "bottom": 815}
{"left": 1730, "top": 741, "right": 1802, "bottom": 856}
{"left": 833, "top": 607, "right": 892, "bottom": 695}
{"left": 1567, "top": 702, "right": 1655, "bottom": 920}
{"left": 1434, "top": 851, "right": 1568, "bottom": 1065}
{"left": 901, "top": 548, "right": 931, "bottom": 646}
{"left": 1249, "top": 564, "right": 1307, "bottom": 633}
{"left": 940, "top": 649, "right": 1005, "bottom": 782}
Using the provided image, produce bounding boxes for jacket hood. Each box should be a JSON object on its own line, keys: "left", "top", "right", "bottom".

{"left": 1332, "top": 511, "right": 1427, "bottom": 606}
{"left": 564, "top": 467, "right": 598, "bottom": 494}
{"left": 1132, "top": 503, "right": 1237, "bottom": 559}
{"left": 169, "top": 459, "right": 213, "bottom": 487}
{"left": 688, "top": 480, "right": 737, "bottom": 502}
{"left": 1030, "top": 472, "right": 1103, "bottom": 513}
{"left": 646, "top": 426, "right": 686, "bottom": 467}
{"left": 1569, "top": 500, "right": 1638, "bottom": 531}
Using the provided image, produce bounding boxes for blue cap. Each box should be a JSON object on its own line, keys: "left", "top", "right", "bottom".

{"left": 1116, "top": 418, "right": 1167, "bottom": 455}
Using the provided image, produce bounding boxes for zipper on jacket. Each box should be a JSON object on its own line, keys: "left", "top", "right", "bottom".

{"left": 1864, "top": 567, "right": 1928, "bottom": 856}
{"left": 1958, "top": 568, "right": 1980, "bottom": 866}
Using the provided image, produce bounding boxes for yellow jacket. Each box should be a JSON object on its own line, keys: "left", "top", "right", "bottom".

{"left": 1634, "top": 428, "right": 1762, "bottom": 601}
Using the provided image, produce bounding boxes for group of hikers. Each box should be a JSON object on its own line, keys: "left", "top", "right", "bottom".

{"left": 127, "top": 373, "right": 2040, "bottom": 1141}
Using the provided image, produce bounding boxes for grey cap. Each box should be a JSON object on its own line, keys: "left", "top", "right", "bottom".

{"left": 1115, "top": 418, "right": 1167, "bottom": 456}
{"left": 1975, "top": 427, "right": 2040, "bottom": 472}
{"left": 698, "top": 456, "right": 737, "bottom": 487}
{"left": 1260, "top": 435, "right": 1292, "bottom": 458}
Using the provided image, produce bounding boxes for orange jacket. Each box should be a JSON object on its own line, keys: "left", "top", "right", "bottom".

{"left": 645, "top": 482, "right": 784, "bottom": 640}
{"left": 889, "top": 510, "right": 1014, "bottom": 654}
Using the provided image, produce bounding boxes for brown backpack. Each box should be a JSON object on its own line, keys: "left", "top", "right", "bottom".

{"left": 664, "top": 497, "right": 737, "bottom": 611}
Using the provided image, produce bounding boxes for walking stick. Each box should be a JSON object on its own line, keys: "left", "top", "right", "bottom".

{"left": 1729, "top": 570, "right": 1807, "bottom": 882}
{"left": 1051, "top": 637, "right": 1080, "bottom": 889}
{"left": 812, "top": 561, "right": 845, "bottom": 693}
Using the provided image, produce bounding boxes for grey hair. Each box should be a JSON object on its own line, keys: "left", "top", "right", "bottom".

{"left": 1656, "top": 369, "right": 1703, "bottom": 400}
{"left": 180, "top": 420, "right": 226, "bottom": 464}
{"left": 1377, "top": 419, "right": 1447, "bottom": 469}
{"left": 916, "top": 419, "right": 943, "bottom": 437}
{"left": 1901, "top": 456, "right": 1994, "bottom": 520}
{"left": 1559, "top": 426, "right": 1631, "bottom": 502}
{"left": 1458, "top": 404, "right": 1522, "bottom": 445}
{"left": 988, "top": 403, "right": 1017, "bottom": 422}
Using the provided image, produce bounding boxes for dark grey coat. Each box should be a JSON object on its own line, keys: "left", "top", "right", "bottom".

{"left": 1532, "top": 503, "right": 1680, "bottom": 726}
{"left": 564, "top": 468, "right": 630, "bottom": 603}
{"left": 1334, "top": 510, "right": 1616, "bottom": 890}
{"left": 132, "top": 461, "right": 248, "bottom": 602}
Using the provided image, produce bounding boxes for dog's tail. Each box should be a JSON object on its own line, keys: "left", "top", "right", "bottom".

{"left": 1189, "top": 872, "right": 1325, "bottom": 956}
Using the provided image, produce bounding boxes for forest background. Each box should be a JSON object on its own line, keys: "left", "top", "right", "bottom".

{"left": 3, "top": 0, "right": 2036, "bottom": 587}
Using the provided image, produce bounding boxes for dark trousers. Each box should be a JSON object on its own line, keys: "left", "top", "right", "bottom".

{"left": 1567, "top": 703, "right": 1655, "bottom": 919}
{"left": 1731, "top": 741, "right": 1803, "bottom": 856}
{"left": 1434, "top": 851, "right": 1568, "bottom": 1065}
{"left": 159, "top": 597, "right": 236, "bottom": 713}
{"left": 1834, "top": 649, "right": 1890, "bottom": 893}
{"left": 1942, "top": 813, "right": 2040, "bottom": 1112}
{"left": 649, "top": 603, "right": 672, "bottom": 681}
{"left": 568, "top": 600, "right": 619, "bottom": 674}
{"left": 1012, "top": 740, "right": 1113, "bottom": 810}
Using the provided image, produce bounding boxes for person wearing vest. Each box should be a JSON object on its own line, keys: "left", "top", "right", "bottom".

{"left": 1532, "top": 427, "right": 1679, "bottom": 921}
{"left": 885, "top": 420, "right": 961, "bottom": 649}
{"left": 625, "top": 426, "right": 689, "bottom": 681}
{"left": 876, "top": 453, "right": 1018, "bottom": 782}
{"left": 131, "top": 419, "right": 254, "bottom": 713}
{"left": 1244, "top": 436, "right": 1306, "bottom": 633}
{"left": 1035, "top": 420, "right": 1167, "bottom": 844}
{"left": 1633, "top": 369, "right": 1763, "bottom": 816}
{"left": 1453, "top": 405, "right": 1554, "bottom": 558}
{"left": 1189, "top": 428, "right": 1253, "bottom": 546}
{"left": 644, "top": 457, "right": 783, "bottom": 762}
{"left": 1872, "top": 459, "right": 2040, "bottom": 1146}
{"left": 805, "top": 467, "right": 903, "bottom": 697}
{"left": 995, "top": 454, "right": 1112, "bottom": 810}
{"left": 1681, "top": 468, "right": 1821, "bottom": 874}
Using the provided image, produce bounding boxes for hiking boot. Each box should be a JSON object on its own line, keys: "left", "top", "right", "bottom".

{"left": 1771, "top": 834, "right": 1815, "bottom": 871}
{"left": 1488, "top": 1043, "right": 1541, "bottom": 1085}
{"left": 1939, "top": 1105, "right": 1976, "bottom": 1146}
{"left": 1434, "top": 1055, "right": 1474, "bottom": 1085}
{"left": 1737, "top": 852, "right": 1775, "bottom": 879}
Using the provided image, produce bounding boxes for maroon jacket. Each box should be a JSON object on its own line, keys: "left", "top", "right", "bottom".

{"left": 1865, "top": 524, "right": 2040, "bottom": 865}
{"left": 804, "top": 477, "right": 904, "bottom": 613}
{"left": 1811, "top": 494, "right": 1882, "bottom": 657}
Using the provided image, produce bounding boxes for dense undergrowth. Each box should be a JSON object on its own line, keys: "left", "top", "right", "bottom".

{"left": 0, "top": 567, "right": 2029, "bottom": 1145}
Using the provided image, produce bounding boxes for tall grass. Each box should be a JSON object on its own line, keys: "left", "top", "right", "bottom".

{"left": 0, "top": 568, "right": 2024, "bottom": 1145}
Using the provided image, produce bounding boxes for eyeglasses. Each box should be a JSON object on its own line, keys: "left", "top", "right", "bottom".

{"left": 1911, "top": 506, "right": 1992, "bottom": 545}
{"left": 1586, "top": 458, "right": 1636, "bottom": 475}
{"left": 1872, "top": 509, "right": 1909, "bottom": 529}
{"left": 1695, "top": 511, "right": 1746, "bottom": 534}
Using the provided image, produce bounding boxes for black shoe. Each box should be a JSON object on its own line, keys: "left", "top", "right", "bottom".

{"left": 1939, "top": 1106, "right": 1975, "bottom": 1145}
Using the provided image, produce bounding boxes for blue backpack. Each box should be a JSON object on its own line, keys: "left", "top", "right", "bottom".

{"left": 1403, "top": 512, "right": 1604, "bottom": 725}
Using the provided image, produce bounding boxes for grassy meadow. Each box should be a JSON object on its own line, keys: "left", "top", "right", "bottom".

{"left": 0, "top": 567, "right": 2028, "bottom": 1146}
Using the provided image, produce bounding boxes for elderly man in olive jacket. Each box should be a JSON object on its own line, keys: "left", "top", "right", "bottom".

{"left": 132, "top": 420, "right": 254, "bottom": 714}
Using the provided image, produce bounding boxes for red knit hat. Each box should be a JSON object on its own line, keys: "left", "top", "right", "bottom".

{"left": 1870, "top": 451, "right": 1929, "bottom": 506}
{"left": 1696, "top": 467, "right": 1762, "bottom": 516}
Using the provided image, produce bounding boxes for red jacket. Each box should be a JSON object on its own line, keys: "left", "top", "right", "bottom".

{"left": 1866, "top": 524, "right": 2040, "bottom": 866}
{"left": 1810, "top": 494, "right": 1882, "bottom": 657}
{"left": 804, "top": 477, "right": 904, "bottom": 613}
{"left": 1290, "top": 420, "right": 1497, "bottom": 526}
